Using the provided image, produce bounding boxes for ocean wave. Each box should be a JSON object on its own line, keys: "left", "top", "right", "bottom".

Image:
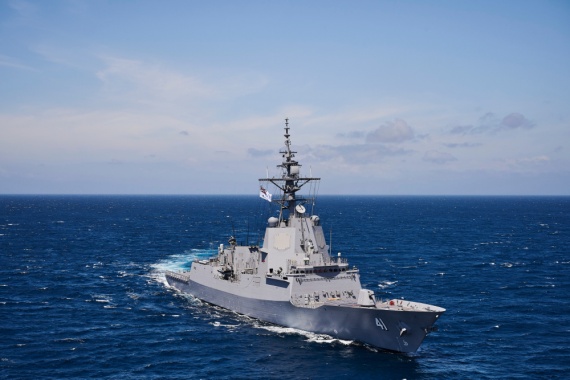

{"left": 254, "top": 324, "right": 353, "bottom": 346}
{"left": 211, "top": 321, "right": 241, "bottom": 330}
{"left": 378, "top": 280, "right": 398, "bottom": 289}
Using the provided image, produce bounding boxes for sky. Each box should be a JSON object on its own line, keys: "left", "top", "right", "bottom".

{"left": 1, "top": 0, "right": 569, "bottom": 195}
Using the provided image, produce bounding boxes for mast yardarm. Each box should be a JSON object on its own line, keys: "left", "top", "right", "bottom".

{"left": 259, "top": 119, "right": 320, "bottom": 221}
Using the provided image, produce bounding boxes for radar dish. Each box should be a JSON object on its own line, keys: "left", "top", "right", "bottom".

{"left": 295, "top": 205, "right": 306, "bottom": 214}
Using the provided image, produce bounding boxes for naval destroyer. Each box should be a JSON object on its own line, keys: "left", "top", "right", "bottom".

{"left": 165, "top": 119, "right": 445, "bottom": 353}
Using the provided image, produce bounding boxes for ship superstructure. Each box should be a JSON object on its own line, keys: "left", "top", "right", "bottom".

{"left": 165, "top": 119, "right": 445, "bottom": 353}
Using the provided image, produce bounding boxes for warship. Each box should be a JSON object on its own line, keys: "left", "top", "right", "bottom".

{"left": 165, "top": 119, "right": 445, "bottom": 353}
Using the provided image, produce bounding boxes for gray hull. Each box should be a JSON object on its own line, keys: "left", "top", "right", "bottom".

{"left": 166, "top": 274, "right": 441, "bottom": 353}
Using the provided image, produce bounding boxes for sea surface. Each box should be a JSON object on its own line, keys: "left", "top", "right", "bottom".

{"left": 1, "top": 195, "right": 569, "bottom": 379}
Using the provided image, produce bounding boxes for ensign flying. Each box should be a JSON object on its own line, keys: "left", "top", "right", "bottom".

{"left": 259, "top": 186, "right": 272, "bottom": 202}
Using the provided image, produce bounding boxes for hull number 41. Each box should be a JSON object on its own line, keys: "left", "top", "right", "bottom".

{"left": 375, "top": 318, "right": 388, "bottom": 330}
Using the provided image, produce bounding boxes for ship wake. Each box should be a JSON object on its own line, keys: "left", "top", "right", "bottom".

{"left": 149, "top": 249, "right": 214, "bottom": 287}
{"left": 253, "top": 323, "right": 353, "bottom": 346}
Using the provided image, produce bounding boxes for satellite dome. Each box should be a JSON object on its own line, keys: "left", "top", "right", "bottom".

{"left": 310, "top": 215, "right": 320, "bottom": 226}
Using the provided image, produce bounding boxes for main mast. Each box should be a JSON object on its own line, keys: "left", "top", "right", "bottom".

{"left": 259, "top": 119, "right": 320, "bottom": 224}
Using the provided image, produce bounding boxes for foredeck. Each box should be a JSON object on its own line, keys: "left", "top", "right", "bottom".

{"left": 376, "top": 299, "right": 446, "bottom": 313}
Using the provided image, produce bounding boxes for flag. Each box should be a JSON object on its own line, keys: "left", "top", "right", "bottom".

{"left": 259, "top": 186, "right": 272, "bottom": 202}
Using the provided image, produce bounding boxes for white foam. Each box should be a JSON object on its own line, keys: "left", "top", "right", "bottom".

{"left": 211, "top": 321, "right": 241, "bottom": 329}
{"left": 150, "top": 250, "right": 353, "bottom": 347}
{"left": 254, "top": 324, "right": 353, "bottom": 346}
{"left": 378, "top": 280, "right": 397, "bottom": 289}
{"left": 127, "top": 292, "right": 140, "bottom": 300}
{"left": 149, "top": 249, "right": 215, "bottom": 287}
{"left": 116, "top": 271, "right": 130, "bottom": 278}
{"left": 91, "top": 294, "right": 113, "bottom": 304}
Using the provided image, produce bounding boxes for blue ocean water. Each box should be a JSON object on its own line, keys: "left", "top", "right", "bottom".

{"left": 1, "top": 195, "right": 569, "bottom": 379}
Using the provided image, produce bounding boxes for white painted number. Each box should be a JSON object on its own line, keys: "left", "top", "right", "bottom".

{"left": 375, "top": 318, "right": 388, "bottom": 330}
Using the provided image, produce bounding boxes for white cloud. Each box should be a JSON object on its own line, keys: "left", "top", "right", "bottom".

{"left": 248, "top": 148, "right": 273, "bottom": 157}
{"left": 95, "top": 55, "right": 269, "bottom": 108}
{"left": 305, "top": 143, "right": 412, "bottom": 165}
{"left": 506, "top": 155, "right": 551, "bottom": 169}
{"left": 366, "top": 119, "right": 415, "bottom": 143}
{"left": 450, "top": 112, "right": 534, "bottom": 135}
{"left": 31, "top": 44, "right": 89, "bottom": 68}
{"left": 0, "top": 108, "right": 195, "bottom": 163}
{"left": 96, "top": 56, "right": 216, "bottom": 102}
{"left": 501, "top": 113, "right": 534, "bottom": 129}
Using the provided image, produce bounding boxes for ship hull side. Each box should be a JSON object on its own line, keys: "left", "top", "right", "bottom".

{"left": 166, "top": 275, "right": 441, "bottom": 353}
